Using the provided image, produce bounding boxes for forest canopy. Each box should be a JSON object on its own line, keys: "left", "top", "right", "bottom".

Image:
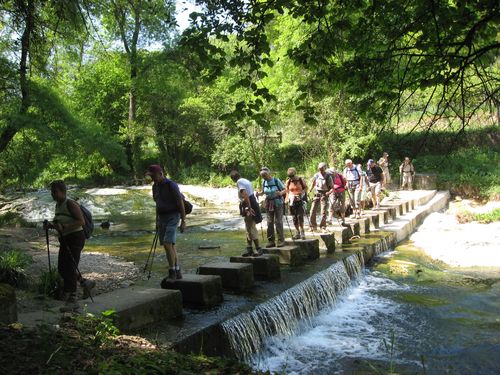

{"left": 0, "top": 0, "right": 498, "bottom": 188}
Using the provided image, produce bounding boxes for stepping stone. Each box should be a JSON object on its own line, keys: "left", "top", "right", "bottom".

{"left": 363, "top": 212, "right": 380, "bottom": 229}
{"left": 263, "top": 245, "right": 307, "bottom": 266}
{"left": 285, "top": 238, "right": 320, "bottom": 260}
{"left": 319, "top": 233, "right": 336, "bottom": 253}
{"left": 345, "top": 220, "right": 360, "bottom": 236}
{"left": 86, "top": 286, "right": 182, "bottom": 331}
{"left": 161, "top": 274, "right": 223, "bottom": 308}
{"left": 230, "top": 254, "right": 281, "bottom": 281}
{"left": 356, "top": 217, "right": 371, "bottom": 235}
{"left": 198, "top": 262, "right": 254, "bottom": 292}
{"left": 328, "top": 226, "right": 353, "bottom": 244}
{"left": 381, "top": 205, "right": 398, "bottom": 221}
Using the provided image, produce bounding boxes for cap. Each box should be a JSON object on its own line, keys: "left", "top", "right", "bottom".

{"left": 318, "top": 162, "right": 327, "bottom": 169}
{"left": 145, "top": 164, "right": 163, "bottom": 176}
{"left": 368, "top": 159, "right": 374, "bottom": 164}
{"left": 326, "top": 168, "right": 336, "bottom": 174}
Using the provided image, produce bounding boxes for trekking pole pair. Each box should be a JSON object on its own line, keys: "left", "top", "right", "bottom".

{"left": 143, "top": 228, "right": 159, "bottom": 280}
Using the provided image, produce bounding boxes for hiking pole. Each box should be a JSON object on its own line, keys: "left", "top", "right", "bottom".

{"left": 303, "top": 198, "right": 316, "bottom": 234}
{"left": 147, "top": 233, "right": 159, "bottom": 280}
{"left": 143, "top": 229, "right": 159, "bottom": 273}
{"left": 43, "top": 220, "right": 52, "bottom": 272}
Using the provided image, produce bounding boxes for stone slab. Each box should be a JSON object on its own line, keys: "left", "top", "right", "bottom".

{"left": 285, "top": 238, "right": 320, "bottom": 260}
{"left": 161, "top": 274, "right": 223, "bottom": 308}
{"left": 362, "top": 212, "right": 380, "bottom": 229}
{"left": 230, "top": 254, "right": 281, "bottom": 280}
{"left": 356, "top": 217, "right": 371, "bottom": 235}
{"left": 86, "top": 286, "right": 183, "bottom": 331}
{"left": 328, "top": 226, "right": 352, "bottom": 244}
{"left": 381, "top": 206, "right": 398, "bottom": 221}
{"left": 319, "top": 233, "right": 336, "bottom": 253}
{"left": 263, "top": 245, "right": 306, "bottom": 266}
{"left": 198, "top": 262, "right": 254, "bottom": 292}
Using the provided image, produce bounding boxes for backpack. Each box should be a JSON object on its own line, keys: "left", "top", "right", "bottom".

{"left": 165, "top": 179, "right": 193, "bottom": 215}
{"left": 79, "top": 204, "right": 94, "bottom": 239}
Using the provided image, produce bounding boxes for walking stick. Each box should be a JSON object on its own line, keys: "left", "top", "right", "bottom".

{"left": 143, "top": 229, "right": 159, "bottom": 273}
{"left": 44, "top": 221, "right": 52, "bottom": 273}
{"left": 304, "top": 197, "right": 316, "bottom": 234}
{"left": 283, "top": 203, "right": 295, "bottom": 241}
{"left": 146, "top": 232, "right": 159, "bottom": 280}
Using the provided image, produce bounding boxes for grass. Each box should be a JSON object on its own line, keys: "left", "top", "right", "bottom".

{"left": 0, "top": 249, "right": 32, "bottom": 287}
{"left": 456, "top": 208, "right": 500, "bottom": 224}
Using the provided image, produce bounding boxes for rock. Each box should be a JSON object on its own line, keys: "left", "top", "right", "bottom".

{"left": 0, "top": 283, "right": 17, "bottom": 325}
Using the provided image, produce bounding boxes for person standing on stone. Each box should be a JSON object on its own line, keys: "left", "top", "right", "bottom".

{"left": 358, "top": 164, "right": 370, "bottom": 214}
{"left": 378, "top": 152, "right": 391, "bottom": 185}
{"left": 146, "top": 165, "right": 186, "bottom": 280}
{"left": 285, "top": 167, "right": 307, "bottom": 240}
{"left": 399, "top": 157, "right": 415, "bottom": 190}
{"left": 230, "top": 170, "right": 263, "bottom": 256}
{"left": 309, "top": 162, "right": 334, "bottom": 232}
{"left": 366, "top": 159, "right": 384, "bottom": 209}
{"left": 328, "top": 168, "right": 347, "bottom": 225}
{"left": 343, "top": 159, "right": 364, "bottom": 219}
{"left": 44, "top": 180, "right": 95, "bottom": 312}
{"left": 257, "top": 167, "right": 286, "bottom": 248}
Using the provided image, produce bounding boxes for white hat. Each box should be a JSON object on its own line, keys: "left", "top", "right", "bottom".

{"left": 318, "top": 162, "right": 327, "bottom": 169}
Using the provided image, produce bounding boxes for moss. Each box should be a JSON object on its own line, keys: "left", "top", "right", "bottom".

{"left": 394, "top": 293, "right": 448, "bottom": 307}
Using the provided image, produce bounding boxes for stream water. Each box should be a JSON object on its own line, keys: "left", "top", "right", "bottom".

{"left": 4, "top": 186, "right": 500, "bottom": 374}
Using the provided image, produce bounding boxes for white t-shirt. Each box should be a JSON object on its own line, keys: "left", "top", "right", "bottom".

{"left": 236, "top": 178, "right": 254, "bottom": 202}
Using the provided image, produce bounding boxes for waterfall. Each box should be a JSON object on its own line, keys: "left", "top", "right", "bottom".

{"left": 374, "top": 235, "right": 394, "bottom": 256}
{"left": 222, "top": 252, "right": 365, "bottom": 361}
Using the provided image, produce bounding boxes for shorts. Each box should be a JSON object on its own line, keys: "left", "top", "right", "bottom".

{"left": 290, "top": 200, "right": 305, "bottom": 217}
{"left": 369, "top": 181, "right": 382, "bottom": 196}
{"left": 158, "top": 212, "right": 180, "bottom": 245}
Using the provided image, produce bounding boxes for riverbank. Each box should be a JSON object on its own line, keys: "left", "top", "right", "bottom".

{"left": 409, "top": 199, "right": 500, "bottom": 268}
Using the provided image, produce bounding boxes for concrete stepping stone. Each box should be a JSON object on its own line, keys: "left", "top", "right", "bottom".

{"left": 354, "top": 216, "right": 370, "bottom": 235}
{"left": 161, "top": 274, "right": 223, "bottom": 308}
{"left": 362, "top": 211, "right": 380, "bottom": 229}
{"left": 198, "top": 262, "right": 254, "bottom": 292}
{"left": 86, "top": 286, "right": 182, "bottom": 331}
{"left": 230, "top": 254, "right": 281, "bottom": 281}
{"left": 319, "top": 233, "right": 336, "bottom": 253}
{"left": 380, "top": 205, "right": 398, "bottom": 221}
{"left": 285, "top": 238, "right": 320, "bottom": 260}
{"left": 263, "top": 245, "right": 307, "bottom": 266}
{"left": 328, "top": 225, "right": 353, "bottom": 244}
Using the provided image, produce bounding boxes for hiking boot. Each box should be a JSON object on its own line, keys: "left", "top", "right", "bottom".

{"left": 242, "top": 246, "right": 254, "bottom": 257}
{"left": 292, "top": 233, "right": 301, "bottom": 240}
{"left": 300, "top": 230, "right": 306, "bottom": 240}
{"left": 60, "top": 293, "right": 79, "bottom": 313}
{"left": 277, "top": 241, "right": 286, "bottom": 247}
{"left": 266, "top": 242, "right": 276, "bottom": 248}
{"left": 80, "top": 279, "right": 96, "bottom": 300}
{"left": 176, "top": 268, "right": 183, "bottom": 280}
{"left": 254, "top": 247, "right": 263, "bottom": 256}
{"left": 167, "top": 269, "right": 176, "bottom": 280}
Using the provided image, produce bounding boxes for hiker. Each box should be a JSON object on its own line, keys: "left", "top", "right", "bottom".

{"left": 327, "top": 168, "right": 347, "bottom": 225}
{"left": 230, "top": 170, "right": 263, "bottom": 256}
{"left": 309, "top": 162, "right": 333, "bottom": 231}
{"left": 343, "top": 159, "right": 363, "bottom": 219}
{"left": 378, "top": 152, "right": 391, "bottom": 185}
{"left": 257, "top": 167, "right": 286, "bottom": 248}
{"left": 366, "top": 159, "right": 384, "bottom": 209}
{"left": 358, "top": 164, "right": 370, "bottom": 214}
{"left": 146, "top": 164, "right": 186, "bottom": 280}
{"left": 399, "top": 157, "right": 415, "bottom": 190}
{"left": 285, "top": 167, "right": 307, "bottom": 240}
{"left": 44, "top": 180, "right": 95, "bottom": 312}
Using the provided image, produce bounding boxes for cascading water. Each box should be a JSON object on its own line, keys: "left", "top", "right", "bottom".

{"left": 222, "top": 252, "right": 366, "bottom": 361}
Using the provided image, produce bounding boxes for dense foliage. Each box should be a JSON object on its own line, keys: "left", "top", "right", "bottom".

{"left": 0, "top": 1, "right": 498, "bottom": 197}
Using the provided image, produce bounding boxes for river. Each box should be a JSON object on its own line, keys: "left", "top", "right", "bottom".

{"left": 3, "top": 186, "right": 499, "bottom": 374}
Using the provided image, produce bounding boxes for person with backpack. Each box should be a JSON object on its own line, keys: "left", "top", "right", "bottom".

{"left": 309, "top": 162, "right": 333, "bottom": 231}
{"left": 366, "top": 159, "right": 384, "bottom": 209}
{"left": 343, "top": 159, "right": 364, "bottom": 219}
{"left": 399, "top": 157, "right": 415, "bottom": 190}
{"left": 146, "top": 164, "right": 186, "bottom": 280}
{"left": 257, "top": 167, "right": 286, "bottom": 247}
{"left": 378, "top": 152, "right": 391, "bottom": 185}
{"left": 230, "top": 170, "right": 263, "bottom": 256}
{"left": 44, "top": 180, "right": 95, "bottom": 312}
{"left": 327, "top": 168, "right": 347, "bottom": 225}
{"left": 285, "top": 167, "right": 307, "bottom": 240}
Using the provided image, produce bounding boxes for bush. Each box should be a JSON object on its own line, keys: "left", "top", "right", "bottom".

{"left": 35, "top": 269, "right": 63, "bottom": 298}
{"left": 0, "top": 249, "right": 32, "bottom": 287}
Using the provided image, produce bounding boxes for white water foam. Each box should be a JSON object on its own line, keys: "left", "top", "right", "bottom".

{"left": 252, "top": 273, "right": 411, "bottom": 374}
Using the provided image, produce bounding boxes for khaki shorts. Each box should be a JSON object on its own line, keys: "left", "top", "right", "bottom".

{"left": 369, "top": 181, "right": 382, "bottom": 196}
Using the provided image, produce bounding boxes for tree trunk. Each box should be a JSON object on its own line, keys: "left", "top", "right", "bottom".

{"left": 0, "top": 0, "right": 34, "bottom": 154}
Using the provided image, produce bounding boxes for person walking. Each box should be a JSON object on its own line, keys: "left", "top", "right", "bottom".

{"left": 343, "top": 159, "right": 364, "bottom": 219}
{"left": 309, "top": 162, "right": 333, "bottom": 232}
{"left": 378, "top": 152, "right": 391, "bottom": 185}
{"left": 258, "top": 167, "right": 286, "bottom": 248}
{"left": 366, "top": 159, "right": 384, "bottom": 209}
{"left": 285, "top": 167, "right": 307, "bottom": 240}
{"left": 328, "top": 168, "right": 347, "bottom": 225}
{"left": 399, "top": 157, "right": 415, "bottom": 190}
{"left": 358, "top": 164, "right": 370, "bottom": 214}
{"left": 146, "top": 164, "right": 186, "bottom": 280}
{"left": 230, "top": 170, "right": 263, "bottom": 256}
{"left": 44, "top": 180, "right": 95, "bottom": 312}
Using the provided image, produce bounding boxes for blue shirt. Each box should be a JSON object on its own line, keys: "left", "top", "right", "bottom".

{"left": 263, "top": 177, "right": 285, "bottom": 206}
